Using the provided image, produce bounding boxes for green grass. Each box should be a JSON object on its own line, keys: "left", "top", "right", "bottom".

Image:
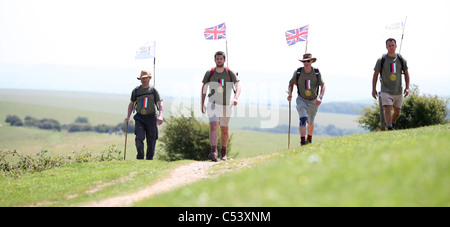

{"left": 135, "top": 125, "right": 450, "bottom": 207}
{"left": 0, "top": 125, "right": 128, "bottom": 156}
{"left": 0, "top": 159, "right": 190, "bottom": 207}
{"left": 0, "top": 125, "right": 316, "bottom": 206}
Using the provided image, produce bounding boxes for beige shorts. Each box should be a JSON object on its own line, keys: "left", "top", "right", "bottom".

{"left": 207, "top": 102, "right": 232, "bottom": 126}
{"left": 381, "top": 92, "right": 403, "bottom": 108}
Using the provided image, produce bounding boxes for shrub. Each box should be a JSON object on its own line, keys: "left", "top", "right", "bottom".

{"left": 1, "top": 145, "right": 123, "bottom": 178}
{"left": 358, "top": 85, "right": 449, "bottom": 131}
{"left": 159, "top": 110, "right": 233, "bottom": 161}
{"left": 5, "top": 115, "right": 23, "bottom": 126}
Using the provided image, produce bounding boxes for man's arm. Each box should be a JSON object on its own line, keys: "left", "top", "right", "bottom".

{"left": 372, "top": 70, "right": 380, "bottom": 99}
{"left": 315, "top": 83, "right": 326, "bottom": 106}
{"left": 157, "top": 100, "right": 164, "bottom": 125}
{"left": 232, "top": 81, "right": 241, "bottom": 106}
{"left": 201, "top": 83, "right": 208, "bottom": 114}
{"left": 287, "top": 84, "right": 294, "bottom": 102}
{"left": 404, "top": 70, "right": 410, "bottom": 97}
{"left": 124, "top": 101, "right": 134, "bottom": 123}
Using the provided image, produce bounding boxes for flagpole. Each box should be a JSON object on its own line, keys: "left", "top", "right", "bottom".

{"left": 305, "top": 39, "right": 309, "bottom": 54}
{"left": 398, "top": 16, "right": 407, "bottom": 55}
{"left": 226, "top": 39, "right": 229, "bottom": 68}
{"left": 153, "top": 57, "right": 156, "bottom": 87}
{"left": 153, "top": 41, "right": 156, "bottom": 87}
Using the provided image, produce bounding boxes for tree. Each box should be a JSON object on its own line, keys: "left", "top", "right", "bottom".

{"left": 359, "top": 85, "right": 449, "bottom": 131}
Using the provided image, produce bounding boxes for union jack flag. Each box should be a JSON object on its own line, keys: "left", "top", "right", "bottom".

{"left": 204, "top": 23, "right": 226, "bottom": 40}
{"left": 285, "top": 25, "right": 309, "bottom": 46}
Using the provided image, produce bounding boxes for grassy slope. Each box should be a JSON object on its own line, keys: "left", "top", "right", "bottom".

{"left": 0, "top": 159, "right": 190, "bottom": 207}
{"left": 136, "top": 125, "right": 450, "bottom": 207}
{"left": 0, "top": 126, "right": 316, "bottom": 206}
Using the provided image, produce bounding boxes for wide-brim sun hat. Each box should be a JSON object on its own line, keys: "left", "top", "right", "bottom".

{"left": 299, "top": 53, "right": 317, "bottom": 63}
{"left": 137, "top": 70, "right": 152, "bottom": 80}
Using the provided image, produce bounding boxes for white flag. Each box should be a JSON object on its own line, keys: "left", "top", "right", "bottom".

{"left": 385, "top": 22, "right": 404, "bottom": 31}
{"left": 135, "top": 41, "right": 156, "bottom": 59}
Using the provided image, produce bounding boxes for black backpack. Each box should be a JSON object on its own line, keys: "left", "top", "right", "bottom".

{"left": 133, "top": 85, "right": 159, "bottom": 113}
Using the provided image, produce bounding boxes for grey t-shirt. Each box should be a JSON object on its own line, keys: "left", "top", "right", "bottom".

{"left": 374, "top": 54, "right": 408, "bottom": 95}
{"left": 202, "top": 68, "right": 239, "bottom": 105}
{"left": 289, "top": 68, "right": 324, "bottom": 99}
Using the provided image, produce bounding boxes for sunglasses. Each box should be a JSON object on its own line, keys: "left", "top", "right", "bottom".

{"left": 302, "top": 60, "right": 311, "bottom": 63}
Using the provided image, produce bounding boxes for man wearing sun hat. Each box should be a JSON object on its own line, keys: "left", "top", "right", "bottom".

{"left": 124, "top": 70, "right": 164, "bottom": 160}
{"left": 287, "top": 53, "right": 326, "bottom": 146}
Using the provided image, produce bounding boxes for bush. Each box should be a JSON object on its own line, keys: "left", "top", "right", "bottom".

{"left": 159, "top": 110, "right": 232, "bottom": 161}
{"left": 1, "top": 145, "right": 123, "bottom": 178}
{"left": 36, "top": 118, "right": 61, "bottom": 131}
{"left": 358, "top": 85, "right": 449, "bottom": 131}
{"left": 5, "top": 115, "right": 23, "bottom": 126}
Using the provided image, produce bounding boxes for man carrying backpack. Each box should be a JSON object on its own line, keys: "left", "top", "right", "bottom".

{"left": 287, "top": 53, "right": 326, "bottom": 146}
{"left": 124, "top": 70, "right": 164, "bottom": 160}
{"left": 372, "top": 38, "right": 410, "bottom": 130}
{"left": 201, "top": 51, "right": 241, "bottom": 161}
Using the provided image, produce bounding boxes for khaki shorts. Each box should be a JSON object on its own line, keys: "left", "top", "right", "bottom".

{"left": 207, "top": 102, "right": 232, "bottom": 126}
{"left": 381, "top": 92, "right": 403, "bottom": 108}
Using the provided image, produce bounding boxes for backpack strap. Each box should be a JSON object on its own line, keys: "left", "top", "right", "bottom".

{"left": 134, "top": 86, "right": 159, "bottom": 111}
{"left": 209, "top": 67, "right": 215, "bottom": 80}
{"left": 209, "top": 67, "right": 236, "bottom": 94}
{"left": 209, "top": 67, "right": 231, "bottom": 80}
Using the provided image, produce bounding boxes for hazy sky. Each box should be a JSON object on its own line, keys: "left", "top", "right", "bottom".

{"left": 1, "top": 0, "right": 449, "bottom": 102}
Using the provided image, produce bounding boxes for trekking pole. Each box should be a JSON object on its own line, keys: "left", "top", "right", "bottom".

{"left": 287, "top": 90, "right": 292, "bottom": 149}
{"left": 124, "top": 121, "right": 128, "bottom": 160}
{"left": 288, "top": 99, "right": 291, "bottom": 149}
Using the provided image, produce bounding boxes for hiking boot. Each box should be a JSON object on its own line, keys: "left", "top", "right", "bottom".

{"left": 220, "top": 148, "right": 227, "bottom": 161}
{"left": 208, "top": 148, "right": 218, "bottom": 162}
{"left": 307, "top": 138, "right": 312, "bottom": 144}
{"left": 301, "top": 140, "right": 307, "bottom": 146}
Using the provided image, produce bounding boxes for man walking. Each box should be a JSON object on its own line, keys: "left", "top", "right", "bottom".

{"left": 125, "top": 70, "right": 164, "bottom": 160}
{"left": 372, "top": 38, "right": 410, "bottom": 130}
{"left": 201, "top": 51, "right": 241, "bottom": 161}
{"left": 287, "top": 53, "right": 326, "bottom": 146}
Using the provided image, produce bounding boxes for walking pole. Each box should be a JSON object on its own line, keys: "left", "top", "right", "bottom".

{"left": 288, "top": 100, "right": 291, "bottom": 149}
{"left": 287, "top": 90, "right": 292, "bottom": 149}
{"left": 124, "top": 121, "right": 128, "bottom": 160}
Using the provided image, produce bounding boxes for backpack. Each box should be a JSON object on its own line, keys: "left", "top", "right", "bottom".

{"left": 209, "top": 67, "right": 236, "bottom": 94}
{"left": 294, "top": 67, "right": 320, "bottom": 96}
{"left": 133, "top": 85, "right": 159, "bottom": 114}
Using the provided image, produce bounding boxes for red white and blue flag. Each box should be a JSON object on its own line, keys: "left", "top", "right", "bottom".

{"left": 204, "top": 23, "right": 227, "bottom": 40}
{"left": 142, "top": 97, "right": 148, "bottom": 108}
{"left": 390, "top": 62, "right": 397, "bottom": 73}
{"left": 305, "top": 80, "right": 311, "bottom": 89}
{"left": 285, "top": 25, "right": 309, "bottom": 46}
{"left": 218, "top": 79, "right": 225, "bottom": 86}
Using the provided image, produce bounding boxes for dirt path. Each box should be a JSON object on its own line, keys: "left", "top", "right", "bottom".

{"left": 84, "top": 161, "right": 217, "bottom": 207}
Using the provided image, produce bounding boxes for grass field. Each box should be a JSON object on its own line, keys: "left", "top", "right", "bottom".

{"left": 1, "top": 125, "right": 448, "bottom": 206}
{"left": 135, "top": 125, "right": 450, "bottom": 207}
{"left": 3, "top": 88, "right": 446, "bottom": 207}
